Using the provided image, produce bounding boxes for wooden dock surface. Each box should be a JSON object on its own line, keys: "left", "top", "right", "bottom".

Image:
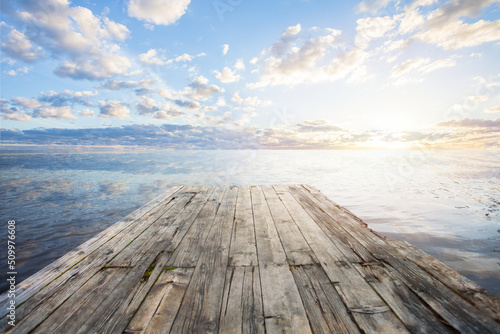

{"left": 2, "top": 185, "right": 500, "bottom": 333}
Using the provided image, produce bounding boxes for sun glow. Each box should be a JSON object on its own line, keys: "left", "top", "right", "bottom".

{"left": 361, "top": 139, "right": 412, "bottom": 149}
{"left": 372, "top": 115, "right": 416, "bottom": 131}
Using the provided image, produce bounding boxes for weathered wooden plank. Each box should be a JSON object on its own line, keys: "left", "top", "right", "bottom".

{"left": 353, "top": 262, "right": 454, "bottom": 333}
{"left": 126, "top": 267, "right": 194, "bottom": 334}
{"left": 220, "top": 266, "right": 264, "bottom": 334}
{"left": 4, "top": 187, "right": 193, "bottom": 334}
{"left": 30, "top": 268, "right": 129, "bottom": 334}
{"left": 252, "top": 186, "right": 311, "bottom": 332}
{"left": 229, "top": 186, "right": 257, "bottom": 266}
{"left": 241, "top": 266, "right": 265, "bottom": 334}
{"left": 274, "top": 185, "right": 408, "bottom": 334}
{"left": 0, "top": 185, "right": 183, "bottom": 318}
{"left": 259, "top": 263, "right": 311, "bottom": 333}
{"left": 251, "top": 186, "right": 287, "bottom": 265}
{"left": 94, "top": 188, "right": 213, "bottom": 334}
{"left": 108, "top": 189, "right": 199, "bottom": 267}
{"left": 301, "top": 185, "right": 500, "bottom": 333}
{"left": 261, "top": 185, "right": 317, "bottom": 265}
{"left": 290, "top": 265, "right": 360, "bottom": 334}
{"left": 125, "top": 267, "right": 177, "bottom": 333}
{"left": 288, "top": 185, "right": 371, "bottom": 263}
{"left": 161, "top": 186, "right": 216, "bottom": 253}
{"left": 168, "top": 186, "right": 239, "bottom": 333}
{"left": 66, "top": 258, "right": 157, "bottom": 334}
{"left": 389, "top": 239, "right": 500, "bottom": 324}
{"left": 74, "top": 187, "right": 216, "bottom": 334}
{"left": 4, "top": 184, "right": 499, "bottom": 334}
{"left": 167, "top": 186, "right": 227, "bottom": 267}
{"left": 219, "top": 266, "right": 245, "bottom": 333}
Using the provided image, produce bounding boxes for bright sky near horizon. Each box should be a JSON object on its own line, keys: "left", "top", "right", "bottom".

{"left": 1, "top": 0, "right": 500, "bottom": 149}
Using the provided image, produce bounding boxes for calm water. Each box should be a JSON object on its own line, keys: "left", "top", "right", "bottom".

{"left": 1, "top": 149, "right": 499, "bottom": 296}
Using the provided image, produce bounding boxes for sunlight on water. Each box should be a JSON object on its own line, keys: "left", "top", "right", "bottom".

{"left": 1, "top": 149, "right": 499, "bottom": 295}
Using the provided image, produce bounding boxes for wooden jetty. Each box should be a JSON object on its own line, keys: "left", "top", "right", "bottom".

{"left": 1, "top": 185, "right": 500, "bottom": 333}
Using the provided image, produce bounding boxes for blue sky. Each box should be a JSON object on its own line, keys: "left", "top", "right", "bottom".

{"left": 1, "top": 0, "right": 500, "bottom": 149}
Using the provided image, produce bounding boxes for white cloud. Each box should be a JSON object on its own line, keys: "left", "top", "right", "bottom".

{"left": 391, "top": 56, "right": 457, "bottom": 84}
{"left": 1, "top": 28, "right": 43, "bottom": 62}
{"left": 101, "top": 79, "right": 154, "bottom": 90}
{"left": 182, "top": 76, "right": 225, "bottom": 100}
{"left": 398, "top": 2, "right": 431, "bottom": 35}
{"left": 234, "top": 59, "right": 245, "bottom": 70}
{"left": 356, "top": 0, "right": 393, "bottom": 13}
{"left": 136, "top": 96, "right": 161, "bottom": 115}
{"left": 134, "top": 96, "right": 186, "bottom": 119}
{"left": 283, "top": 24, "right": 302, "bottom": 38}
{"left": 137, "top": 49, "right": 203, "bottom": 66}
{"left": 3, "top": 66, "right": 31, "bottom": 76}
{"left": 11, "top": 0, "right": 132, "bottom": 80}
{"left": 74, "top": 91, "right": 98, "bottom": 98}
{"left": 78, "top": 109, "right": 95, "bottom": 117}
{"left": 11, "top": 97, "right": 42, "bottom": 109}
{"left": 38, "top": 90, "right": 97, "bottom": 107}
{"left": 231, "top": 92, "right": 244, "bottom": 104}
{"left": 214, "top": 67, "right": 241, "bottom": 83}
{"left": 3, "top": 90, "right": 98, "bottom": 121}
{"left": 213, "top": 57, "right": 246, "bottom": 83}
{"left": 222, "top": 44, "right": 229, "bottom": 55}
{"left": 0, "top": 101, "right": 31, "bottom": 121}
{"left": 138, "top": 49, "right": 167, "bottom": 65}
{"left": 2, "top": 114, "right": 31, "bottom": 122}
{"left": 127, "top": 0, "right": 191, "bottom": 25}
{"left": 417, "top": 19, "right": 500, "bottom": 50}
{"left": 1, "top": 57, "right": 16, "bottom": 66}
{"left": 377, "top": 39, "right": 409, "bottom": 63}
{"left": 158, "top": 88, "right": 176, "bottom": 100}
{"left": 268, "top": 23, "right": 302, "bottom": 56}
{"left": 33, "top": 106, "right": 77, "bottom": 120}
{"left": 99, "top": 101, "right": 131, "bottom": 119}
{"left": 485, "top": 106, "right": 500, "bottom": 113}
{"left": 231, "top": 92, "right": 272, "bottom": 107}
{"left": 391, "top": 58, "right": 428, "bottom": 77}
{"left": 174, "top": 99, "right": 201, "bottom": 110}
{"left": 54, "top": 49, "right": 131, "bottom": 80}
{"left": 295, "top": 120, "right": 345, "bottom": 132}
{"left": 249, "top": 28, "right": 342, "bottom": 88}
{"left": 175, "top": 53, "right": 193, "bottom": 62}
{"left": 355, "top": 16, "right": 396, "bottom": 48}
{"left": 468, "top": 95, "right": 488, "bottom": 102}
{"left": 413, "top": 0, "right": 500, "bottom": 50}
{"left": 216, "top": 97, "right": 227, "bottom": 107}
{"left": 153, "top": 108, "right": 185, "bottom": 119}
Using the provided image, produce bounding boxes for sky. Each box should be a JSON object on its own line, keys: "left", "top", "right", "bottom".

{"left": 1, "top": 0, "right": 500, "bottom": 149}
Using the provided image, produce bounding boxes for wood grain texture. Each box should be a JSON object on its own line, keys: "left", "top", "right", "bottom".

{"left": 261, "top": 185, "right": 318, "bottom": 265}
{"left": 128, "top": 267, "right": 193, "bottom": 334}
{"left": 219, "top": 266, "right": 264, "bottom": 334}
{"left": 3, "top": 185, "right": 499, "bottom": 334}
{"left": 168, "top": 186, "right": 238, "bottom": 333}
{"left": 299, "top": 184, "right": 500, "bottom": 333}
{"left": 0, "top": 185, "right": 183, "bottom": 317}
{"left": 229, "top": 186, "right": 257, "bottom": 266}
{"left": 4, "top": 187, "right": 192, "bottom": 334}
{"left": 275, "top": 185, "right": 409, "bottom": 334}
{"left": 291, "top": 265, "right": 360, "bottom": 334}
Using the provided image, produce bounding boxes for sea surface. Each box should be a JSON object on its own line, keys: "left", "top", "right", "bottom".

{"left": 1, "top": 148, "right": 499, "bottom": 296}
